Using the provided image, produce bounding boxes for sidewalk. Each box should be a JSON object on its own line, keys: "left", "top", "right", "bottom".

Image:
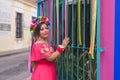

{"left": 0, "top": 48, "right": 30, "bottom": 57}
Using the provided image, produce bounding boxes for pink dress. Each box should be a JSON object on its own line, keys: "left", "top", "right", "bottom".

{"left": 31, "top": 43, "right": 56, "bottom": 80}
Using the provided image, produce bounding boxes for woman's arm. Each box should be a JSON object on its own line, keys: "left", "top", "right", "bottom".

{"left": 46, "top": 50, "right": 61, "bottom": 62}
{"left": 46, "top": 37, "right": 70, "bottom": 62}
{"left": 31, "top": 61, "right": 36, "bottom": 71}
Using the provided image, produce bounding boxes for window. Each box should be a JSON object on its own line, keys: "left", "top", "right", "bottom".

{"left": 16, "top": 12, "right": 22, "bottom": 38}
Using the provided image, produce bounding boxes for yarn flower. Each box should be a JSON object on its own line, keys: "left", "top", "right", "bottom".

{"left": 29, "top": 16, "right": 50, "bottom": 35}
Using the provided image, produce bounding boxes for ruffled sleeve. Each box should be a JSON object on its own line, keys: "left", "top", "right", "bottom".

{"left": 31, "top": 43, "right": 54, "bottom": 61}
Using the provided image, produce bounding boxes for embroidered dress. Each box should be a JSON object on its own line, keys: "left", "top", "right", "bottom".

{"left": 31, "top": 43, "right": 56, "bottom": 80}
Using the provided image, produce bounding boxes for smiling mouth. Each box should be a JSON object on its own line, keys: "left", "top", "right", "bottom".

{"left": 44, "top": 33, "right": 48, "bottom": 35}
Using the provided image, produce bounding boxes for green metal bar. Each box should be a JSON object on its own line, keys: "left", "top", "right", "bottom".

{"left": 83, "top": 0, "right": 86, "bottom": 80}
{"left": 61, "top": 0, "right": 65, "bottom": 80}
{"left": 96, "top": 0, "right": 100, "bottom": 80}
{"left": 71, "top": 0, "right": 74, "bottom": 80}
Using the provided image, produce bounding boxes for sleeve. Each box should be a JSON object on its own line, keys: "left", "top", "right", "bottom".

{"left": 31, "top": 44, "right": 54, "bottom": 61}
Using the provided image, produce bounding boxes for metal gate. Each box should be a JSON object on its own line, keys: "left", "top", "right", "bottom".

{"left": 37, "top": 0, "right": 101, "bottom": 80}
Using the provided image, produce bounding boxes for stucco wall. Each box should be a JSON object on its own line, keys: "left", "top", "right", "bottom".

{"left": 100, "top": 0, "right": 115, "bottom": 80}
{"left": 0, "top": 0, "right": 37, "bottom": 52}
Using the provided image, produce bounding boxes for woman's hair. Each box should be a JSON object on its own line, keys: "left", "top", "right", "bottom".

{"left": 33, "top": 22, "right": 47, "bottom": 42}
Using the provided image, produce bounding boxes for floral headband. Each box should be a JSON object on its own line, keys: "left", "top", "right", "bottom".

{"left": 30, "top": 16, "right": 50, "bottom": 35}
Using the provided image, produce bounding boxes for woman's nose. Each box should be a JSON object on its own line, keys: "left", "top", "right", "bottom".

{"left": 44, "top": 28, "right": 48, "bottom": 32}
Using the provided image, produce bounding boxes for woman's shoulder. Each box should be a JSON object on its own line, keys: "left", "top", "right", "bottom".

{"left": 33, "top": 41, "right": 50, "bottom": 47}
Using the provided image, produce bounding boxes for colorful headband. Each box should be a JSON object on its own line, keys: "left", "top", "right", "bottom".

{"left": 30, "top": 16, "right": 50, "bottom": 35}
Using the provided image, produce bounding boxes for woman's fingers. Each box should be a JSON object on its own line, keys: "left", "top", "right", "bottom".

{"left": 62, "top": 37, "right": 70, "bottom": 48}
{"left": 63, "top": 37, "right": 69, "bottom": 42}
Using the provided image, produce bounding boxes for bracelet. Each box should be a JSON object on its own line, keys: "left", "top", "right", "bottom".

{"left": 56, "top": 45, "right": 64, "bottom": 53}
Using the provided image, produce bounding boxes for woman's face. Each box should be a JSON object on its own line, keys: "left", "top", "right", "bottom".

{"left": 39, "top": 24, "right": 49, "bottom": 39}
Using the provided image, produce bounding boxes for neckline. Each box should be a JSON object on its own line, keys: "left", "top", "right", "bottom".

{"left": 34, "top": 42, "right": 48, "bottom": 45}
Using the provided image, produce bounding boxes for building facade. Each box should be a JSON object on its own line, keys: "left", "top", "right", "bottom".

{"left": 0, "top": 0, "right": 37, "bottom": 51}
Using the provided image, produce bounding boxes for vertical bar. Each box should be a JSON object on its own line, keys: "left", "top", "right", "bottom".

{"left": 56, "top": 0, "right": 59, "bottom": 44}
{"left": 54, "top": 0, "right": 60, "bottom": 80}
{"left": 47, "top": 0, "right": 50, "bottom": 18}
{"left": 78, "top": 0, "right": 82, "bottom": 45}
{"left": 40, "top": 1, "right": 43, "bottom": 16}
{"left": 64, "top": 0, "right": 67, "bottom": 37}
{"left": 89, "top": 55, "right": 93, "bottom": 80}
{"left": 47, "top": 0, "right": 50, "bottom": 44}
{"left": 62, "top": 0, "right": 65, "bottom": 39}
{"left": 77, "top": 0, "right": 81, "bottom": 79}
{"left": 76, "top": 47, "right": 79, "bottom": 80}
{"left": 89, "top": 0, "right": 93, "bottom": 79}
{"left": 71, "top": 0, "right": 74, "bottom": 80}
{"left": 65, "top": 0, "right": 68, "bottom": 74}
{"left": 61, "top": 0, "right": 65, "bottom": 80}
{"left": 65, "top": 49, "right": 68, "bottom": 80}
{"left": 44, "top": 1, "right": 46, "bottom": 16}
{"left": 96, "top": 0, "right": 100, "bottom": 80}
{"left": 66, "top": 0, "right": 68, "bottom": 37}
{"left": 83, "top": 0, "right": 86, "bottom": 80}
{"left": 50, "top": 0, "right": 53, "bottom": 45}
{"left": 37, "top": 0, "right": 41, "bottom": 16}
{"left": 54, "top": 0, "right": 56, "bottom": 45}
{"left": 42, "top": 2, "right": 44, "bottom": 15}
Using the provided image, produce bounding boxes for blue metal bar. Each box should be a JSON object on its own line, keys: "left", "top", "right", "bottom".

{"left": 54, "top": 0, "right": 56, "bottom": 45}
{"left": 77, "top": 49, "right": 79, "bottom": 80}
{"left": 83, "top": 0, "right": 86, "bottom": 80}
{"left": 90, "top": 55, "right": 93, "bottom": 80}
{"left": 37, "top": 0, "right": 41, "bottom": 16}
{"left": 89, "top": 0, "right": 93, "bottom": 79}
{"left": 61, "top": 0, "right": 65, "bottom": 80}
{"left": 50, "top": 0, "right": 53, "bottom": 45}
{"left": 37, "top": 0, "right": 41, "bottom": 3}
{"left": 65, "top": 49, "right": 68, "bottom": 80}
{"left": 96, "top": 0, "right": 101, "bottom": 80}
{"left": 62, "top": 0, "right": 65, "bottom": 39}
{"left": 57, "top": 1, "right": 60, "bottom": 79}
{"left": 71, "top": 0, "right": 74, "bottom": 80}
{"left": 65, "top": 5, "right": 69, "bottom": 76}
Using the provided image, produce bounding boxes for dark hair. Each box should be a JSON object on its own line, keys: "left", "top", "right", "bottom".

{"left": 33, "top": 22, "right": 47, "bottom": 42}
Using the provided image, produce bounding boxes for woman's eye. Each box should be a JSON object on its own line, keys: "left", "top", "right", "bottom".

{"left": 40, "top": 28, "right": 44, "bottom": 31}
{"left": 46, "top": 27, "right": 49, "bottom": 29}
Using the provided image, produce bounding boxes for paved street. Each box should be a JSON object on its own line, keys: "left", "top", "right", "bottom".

{"left": 0, "top": 52, "right": 31, "bottom": 80}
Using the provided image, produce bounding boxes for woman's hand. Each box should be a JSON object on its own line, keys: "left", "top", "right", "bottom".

{"left": 62, "top": 37, "right": 70, "bottom": 49}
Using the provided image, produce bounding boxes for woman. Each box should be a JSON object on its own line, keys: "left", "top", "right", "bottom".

{"left": 30, "top": 16, "right": 70, "bottom": 80}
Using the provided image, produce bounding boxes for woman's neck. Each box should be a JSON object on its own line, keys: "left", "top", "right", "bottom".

{"left": 37, "top": 37, "right": 47, "bottom": 43}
